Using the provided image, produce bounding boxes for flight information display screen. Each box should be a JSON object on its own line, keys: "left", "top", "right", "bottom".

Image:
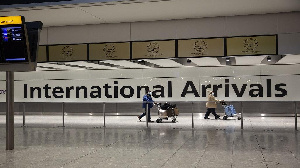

{"left": 0, "top": 25, "right": 29, "bottom": 62}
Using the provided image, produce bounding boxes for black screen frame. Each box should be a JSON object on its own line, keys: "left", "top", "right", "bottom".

{"left": 0, "top": 24, "right": 30, "bottom": 63}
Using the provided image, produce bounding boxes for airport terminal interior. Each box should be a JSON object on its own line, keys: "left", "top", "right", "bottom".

{"left": 0, "top": 0, "right": 300, "bottom": 167}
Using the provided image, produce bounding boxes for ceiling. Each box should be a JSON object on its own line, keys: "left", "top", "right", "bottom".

{"left": 35, "top": 55, "right": 300, "bottom": 71}
{"left": 0, "top": 0, "right": 299, "bottom": 27}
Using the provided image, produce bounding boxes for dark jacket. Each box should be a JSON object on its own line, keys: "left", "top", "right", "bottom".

{"left": 142, "top": 94, "right": 154, "bottom": 108}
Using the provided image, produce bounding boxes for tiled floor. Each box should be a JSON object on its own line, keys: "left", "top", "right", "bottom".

{"left": 0, "top": 114, "right": 299, "bottom": 168}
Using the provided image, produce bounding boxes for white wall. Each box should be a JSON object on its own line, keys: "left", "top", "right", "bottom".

{"left": 278, "top": 33, "right": 300, "bottom": 54}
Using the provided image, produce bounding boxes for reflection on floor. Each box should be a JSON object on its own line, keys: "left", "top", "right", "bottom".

{"left": 0, "top": 115, "right": 299, "bottom": 168}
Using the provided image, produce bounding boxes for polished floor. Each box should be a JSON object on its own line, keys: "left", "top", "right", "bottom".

{"left": 0, "top": 114, "right": 299, "bottom": 168}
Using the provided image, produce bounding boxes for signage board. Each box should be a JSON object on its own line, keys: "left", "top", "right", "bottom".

{"left": 89, "top": 42, "right": 130, "bottom": 60}
{"left": 132, "top": 40, "right": 175, "bottom": 59}
{"left": 178, "top": 38, "right": 224, "bottom": 57}
{"left": 0, "top": 16, "right": 23, "bottom": 25}
{"left": 227, "top": 35, "right": 277, "bottom": 56}
{"left": 0, "top": 64, "right": 299, "bottom": 102}
{"left": 49, "top": 44, "right": 87, "bottom": 61}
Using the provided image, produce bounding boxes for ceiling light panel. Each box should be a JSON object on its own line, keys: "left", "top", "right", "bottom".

{"left": 235, "top": 56, "right": 266, "bottom": 65}
{"left": 38, "top": 62, "right": 86, "bottom": 70}
{"left": 189, "top": 57, "right": 221, "bottom": 66}
{"left": 276, "top": 54, "right": 300, "bottom": 64}
{"left": 65, "top": 61, "right": 111, "bottom": 69}
{"left": 101, "top": 60, "right": 150, "bottom": 68}
{"left": 143, "top": 59, "right": 184, "bottom": 67}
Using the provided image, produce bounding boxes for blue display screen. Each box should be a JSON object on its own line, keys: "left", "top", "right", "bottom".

{"left": 1, "top": 27, "right": 23, "bottom": 42}
{"left": 0, "top": 25, "right": 29, "bottom": 62}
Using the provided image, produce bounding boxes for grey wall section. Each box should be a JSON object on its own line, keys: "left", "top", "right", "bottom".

{"left": 39, "top": 28, "right": 48, "bottom": 45}
{"left": 39, "top": 12, "right": 300, "bottom": 50}
{"left": 0, "top": 102, "right": 298, "bottom": 115}
{"left": 278, "top": 33, "right": 300, "bottom": 54}
{"left": 43, "top": 23, "right": 131, "bottom": 45}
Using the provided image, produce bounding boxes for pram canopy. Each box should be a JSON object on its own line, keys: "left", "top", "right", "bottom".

{"left": 160, "top": 102, "right": 176, "bottom": 110}
{"left": 224, "top": 105, "right": 237, "bottom": 116}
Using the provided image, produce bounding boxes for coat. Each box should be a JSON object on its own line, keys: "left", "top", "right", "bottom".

{"left": 206, "top": 94, "right": 219, "bottom": 108}
{"left": 142, "top": 94, "right": 154, "bottom": 108}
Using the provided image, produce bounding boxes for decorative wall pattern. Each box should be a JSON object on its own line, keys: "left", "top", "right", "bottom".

{"left": 89, "top": 42, "right": 130, "bottom": 60}
{"left": 49, "top": 44, "right": 87, "bottom": 61}
{"left": 178, "top": 38, "right": 224, "bottom": 57}
{"left": 40, "top": 35, "right": 277, "bottom": 62}
{"left": 227, "top": 35, "right": 277, "bottom": 56}
{"left": 132, "top": 40, "right": 175, "bottom": 59}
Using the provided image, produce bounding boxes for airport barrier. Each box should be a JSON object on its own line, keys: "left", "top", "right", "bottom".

{"left": 0, "top": 101, "right": 298, "bottom": 130}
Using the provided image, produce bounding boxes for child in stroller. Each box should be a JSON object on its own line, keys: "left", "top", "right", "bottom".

{"left": 155, "top": 102, "right": 179, "bottom": 123}
{"left": 221, "top": 101, "right": 241, "bottom": 120}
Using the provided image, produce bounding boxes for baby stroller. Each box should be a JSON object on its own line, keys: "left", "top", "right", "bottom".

{"left": 221, "top": 101, "right": 241, "bottom": 120}
{"left": 155, "top": 102, "right": 179, "bottom": 123}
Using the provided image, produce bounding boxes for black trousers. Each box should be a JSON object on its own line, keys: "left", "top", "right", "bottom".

{"left": 139, "top": 108, "right": 151, "bottom": 121}
{"left": 205, "top": 108, "right": 218, "bottom": 118}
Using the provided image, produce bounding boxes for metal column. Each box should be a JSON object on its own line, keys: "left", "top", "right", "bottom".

{"left": 295, "top": 102, "right": 298, "bottom": 131}
{"left": 6, "top": 71, "right": 14, "bottom": 150}
{"left": 241, "top": 102, "right": 244, "bottom": 130}
{"left": 22, "top": 102, "right": 26, "bottom": 127}
{"left": 146, "top": 103, "right": 148, "bottom": 128}
{"left": 103, "top": 103, "right": 106, "bottom": 127}
{"left": 62, "top": 102, "right": 65, "bottom": 127}
{"left": 192, "top": 102, "right": 194, "bottom": 129}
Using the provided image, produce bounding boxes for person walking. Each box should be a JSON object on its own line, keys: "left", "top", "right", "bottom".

{"left": 204, "top": 90, "right": 221, "bottom": 119}
{"left": 138, "top": 91, "right": 154, "bottom": 122}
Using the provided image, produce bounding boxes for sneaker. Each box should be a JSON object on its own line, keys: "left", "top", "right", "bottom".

{"left": 215, "top": 115, "right": 220, "bottom": 119}
{"left": 137, "top": 116, "right": 141, "bottom": 121}
{"left": 204, "top": 117, "right": 210, "bottom": 119}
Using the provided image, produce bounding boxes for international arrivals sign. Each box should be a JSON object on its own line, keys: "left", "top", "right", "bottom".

{"left": 0, "top": 65, "right": 298, "bottom": 102}
{"left": 21, "top": 78, "right": 287, "bottom": 101}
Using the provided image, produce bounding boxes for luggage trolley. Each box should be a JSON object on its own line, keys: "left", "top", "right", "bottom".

{"left": 221, "top": 101, "right": 241, "bottom": 120}
{"left": 155, "top": 102, "right": 179, "bottom": 123}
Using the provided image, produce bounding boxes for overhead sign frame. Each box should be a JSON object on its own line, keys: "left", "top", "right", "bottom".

{"left": 226, "top": 35, "right": 277, "bottom": 56}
